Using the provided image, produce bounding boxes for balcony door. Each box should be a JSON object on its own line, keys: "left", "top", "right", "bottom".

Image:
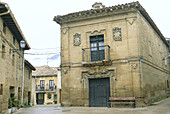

{"left": 90, "top": 35, "right": 105, "bottom": 61}
{"left": 40, "top": 80, "right": 45, "bottom": 90}
{"left": 49, "top": 80, "right": 54, "bottom": 90}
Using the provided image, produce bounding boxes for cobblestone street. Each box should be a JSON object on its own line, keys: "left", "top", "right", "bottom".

{"left": 14, "top": 98, "right": 170, "bottom": 114}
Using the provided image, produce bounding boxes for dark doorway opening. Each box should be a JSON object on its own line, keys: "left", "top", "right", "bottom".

{"left": 28, "top": 91, "right": 31, "bottom": 105}
{"left": 36, "top": 93, "right": 45, "bottom": 104}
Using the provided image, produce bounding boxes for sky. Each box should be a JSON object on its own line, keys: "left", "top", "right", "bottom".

{"left": 1, "top": 0, "right": 170, "bottom": 67}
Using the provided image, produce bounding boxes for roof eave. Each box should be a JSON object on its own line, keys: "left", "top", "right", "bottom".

{"left": 53, "top": 1, "right": 169, "bottom": 47}
{"left": 25, "top": 60, "right": 36, "bottom": 71}
{"left": 0, "top": 2, "right": 30, "bottom": 50}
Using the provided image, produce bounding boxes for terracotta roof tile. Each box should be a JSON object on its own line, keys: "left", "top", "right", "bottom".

{"left": 32, "top": 65, "right": 58, "bottom": 76}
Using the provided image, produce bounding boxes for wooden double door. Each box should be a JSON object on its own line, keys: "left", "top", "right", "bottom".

{"left": 89, "top": 78, "right": 110, "bottom": 107}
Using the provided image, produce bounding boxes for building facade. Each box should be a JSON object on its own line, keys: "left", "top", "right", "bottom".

{"left": 54, "top": 2, "right": 170, "bottom": 107}
{"left": 32, "top": 66, "right": 59, "bottom": 105}
{"left": 0, "top": 2, "right": 35, "bottom": 113}
{"left": 23, "top": 60, "right": 36, "bottom": 106}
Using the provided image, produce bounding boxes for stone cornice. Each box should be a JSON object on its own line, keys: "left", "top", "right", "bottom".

{"left": 54, "top": 2, "right": 139, "bottom": 24}
{"left": 53, "top": 1, "right": 169, "bottom": 47}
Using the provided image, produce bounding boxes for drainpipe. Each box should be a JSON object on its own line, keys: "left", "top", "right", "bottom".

{"left": 21, "top": 53, "right": 25, "bottom": 107}
{"left": 0, "top": 3, "right": 10, "bottom": 16}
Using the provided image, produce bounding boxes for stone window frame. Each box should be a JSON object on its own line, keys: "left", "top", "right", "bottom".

{"left": 86, "top": 29, "right": 106, "bottom": 49}
{"left": 85, "top": 29, "right": 106, "bottom": 62}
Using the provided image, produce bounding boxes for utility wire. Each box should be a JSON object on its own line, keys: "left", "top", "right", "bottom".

{"left": 30, "top": 48, "right": 60, "bottom": 50}
{"left": 25, "top": 52, "right": 60, "bottom": 55}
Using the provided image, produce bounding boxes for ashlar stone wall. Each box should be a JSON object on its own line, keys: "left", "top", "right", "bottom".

{"left": 58, "top": 4, "right": 169, "bottom": 107}
{"left": 0, "top": 16, "right": 24, "bottom": 113}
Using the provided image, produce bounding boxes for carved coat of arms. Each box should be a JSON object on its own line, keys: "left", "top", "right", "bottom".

{"left": 113, "top": 27, "right": 122, "bottom": 41}
{"left": 73, "top": 33, "right": 81, "bottom": 46}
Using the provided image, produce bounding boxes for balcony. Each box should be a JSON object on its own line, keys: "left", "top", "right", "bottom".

{"left": 36, "top": 85, "right": 56, "bottom": 92}
{"left": 82, "top": 45, "right": 111, "bottom": 66}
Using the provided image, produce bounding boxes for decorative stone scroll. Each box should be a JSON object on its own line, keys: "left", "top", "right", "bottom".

{"left": 126, "top": 18, "right": 136, "bottom": 25}
{"left": 73, "top": 33, "right": 81, "bottom": 46}
{"left": 113, "top": 27, "right": 122, "bottom": 41}
{"left": 131, "top": 63, "right": 138, "bottom": 69}
{"left": 81, "top": 67, "right": 115, "bottom": 88}
{"left": 81, "top": 67, "right": 116, "bottom": 105}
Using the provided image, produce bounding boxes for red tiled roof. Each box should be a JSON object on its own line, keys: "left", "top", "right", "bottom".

{"left": 32, "top": 65, "right": 58, "bottom": 76}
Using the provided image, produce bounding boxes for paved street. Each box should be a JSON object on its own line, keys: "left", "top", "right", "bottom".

{"left": 14, "top": 98, "right": 170, "bottom": 114}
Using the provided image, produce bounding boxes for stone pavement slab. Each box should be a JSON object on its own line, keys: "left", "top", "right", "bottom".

{"left": 14, "top": 98, "right": 170, "bottom": 114}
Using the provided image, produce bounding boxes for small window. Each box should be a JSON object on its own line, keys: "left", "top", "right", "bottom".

{"left": 3, "top": 22, "right": 7, "bottom": 34}
{"left": 12, "top": 53, "right": 15, "bottom": 66}
{"left": 167, "top": 80, "right": 169, "bottom": 88}
{"left": 2, "top": 42, "right": 5, "bottom": 59}
{"left": 0, "top": 84, "right": 3, "bottom": 95}
{"left": 19, "top": 56, "right": 21, "bottom": 70}
{"left": 9, "top": 86, "right": 15, "bottom": 98}
{"left": 48, "top": 93, "right": 51, "bottom": 99}
{"left": 13, "top": 36, "right": 15, "bottom": 46}
{"left": 29, "top": 71, "right": 31, "bottom": 79}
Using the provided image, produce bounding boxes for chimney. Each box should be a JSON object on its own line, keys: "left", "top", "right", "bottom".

{"left": 92, "top": 2, "right": 105, "bottom": 9}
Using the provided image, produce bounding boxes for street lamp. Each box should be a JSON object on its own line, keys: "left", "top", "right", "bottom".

{"left": 20, "top": 40, "right": 26, "bottom": 107}
{"left": 20, "top": 40, "right": 26, "bottom": 49}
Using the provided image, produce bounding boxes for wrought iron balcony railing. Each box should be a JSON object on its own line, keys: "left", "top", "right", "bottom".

{"left": 82, "top": 45, "right": 110, "bottom": 64}
{"left": 36, "top": 85, "right": 56, "bottom": 92}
